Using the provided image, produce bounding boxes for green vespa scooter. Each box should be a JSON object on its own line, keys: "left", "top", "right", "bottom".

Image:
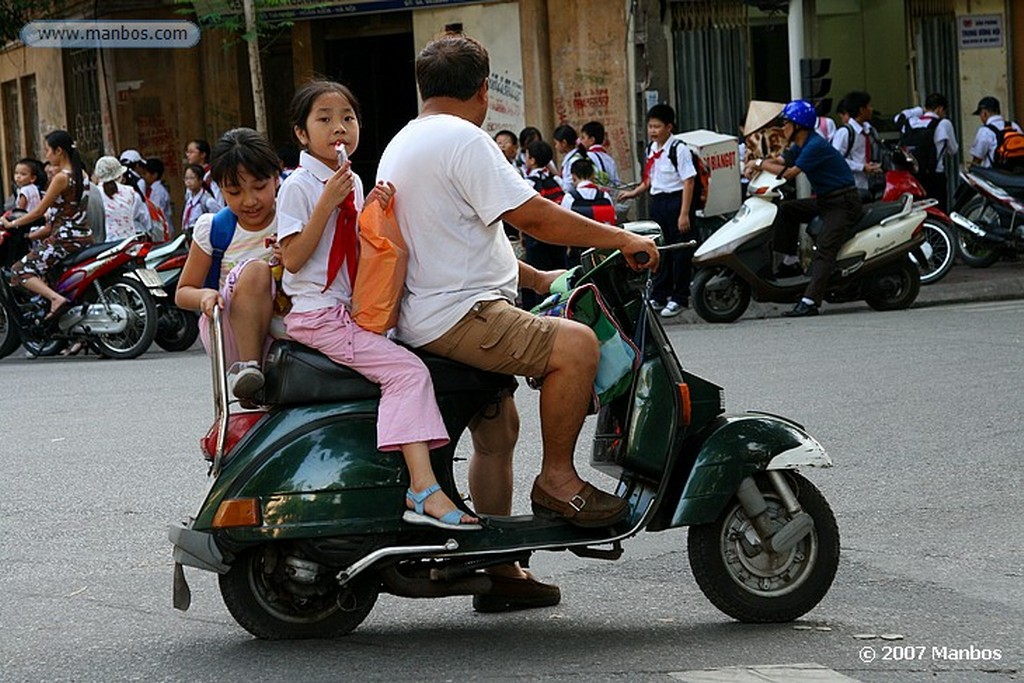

{"left": 169, "top": 222, "right": 840, "bottom": 640}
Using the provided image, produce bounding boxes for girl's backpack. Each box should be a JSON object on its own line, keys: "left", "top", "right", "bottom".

{"left": 567, "top": 189, "right": 616, "bottom": 225}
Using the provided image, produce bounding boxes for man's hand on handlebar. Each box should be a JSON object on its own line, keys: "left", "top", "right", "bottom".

{"left": 620, "top": 232, "right": 660, "bottom": 272}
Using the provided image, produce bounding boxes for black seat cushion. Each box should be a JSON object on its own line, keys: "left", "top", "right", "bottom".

{"left": 806, "top": 201, "right": 903, "bottom": 239}
{"left": 60, "top": 240, "right": 122, "bottom": 268}
{"left": 973, "top": 167, "right": 1024, "bottom": 191}
{"left": 257, "top": 339, "right": 517, "bottom": 406}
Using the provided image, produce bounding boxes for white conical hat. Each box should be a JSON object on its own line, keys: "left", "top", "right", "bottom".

{"left": 744, "top": 101, "right": 785, "bottom": 136}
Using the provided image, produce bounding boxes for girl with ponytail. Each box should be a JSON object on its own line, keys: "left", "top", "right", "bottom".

{"left": 578, "top": 120, "right": 620, "bottom": 188}
{"left": 1, "top": 130, "right": 93, "bottom": 319}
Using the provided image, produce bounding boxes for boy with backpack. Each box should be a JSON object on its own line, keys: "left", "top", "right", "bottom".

{"left": 561, "top": 157, "right": 616, "bottom": 268}
{"left": 894, "top": 93, "right": 959, "bottom": 211}
{"left": 520, "top": 141, "right": 567, "bottom": 307}
{"left": 617, "top": 104, "right": 698, "bottom": 318}
{"left": 969, "top": 96, "right": 1024, "bottom": 173}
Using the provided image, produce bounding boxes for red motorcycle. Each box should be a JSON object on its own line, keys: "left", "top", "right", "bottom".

{"left": 881, "top": 144, "right": 955, "bottom": 285}
{"left": 0, "top": 212, "right": 164, "bottom": 359}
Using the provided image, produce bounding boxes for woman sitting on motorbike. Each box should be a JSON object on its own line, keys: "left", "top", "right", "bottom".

{"left": 743, "top": 100, "right": 862, "bottom": 318}
{"left": 1, "top": 130, "right": 92, "bottom": 320}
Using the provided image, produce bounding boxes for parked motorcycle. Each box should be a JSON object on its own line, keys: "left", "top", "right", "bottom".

{"left": 881, "top": 144, "right": 956, "bottom": 285}
{"left": 0, "top": 218, "right": 164, "bottom": 360}
{"left": 170, "top": 230, "right": 840, "bottom": 639}
{"left": 145, "top": 233, "right": 200, "bottom": 352}
{"left": 950, "top": 166, "right": 1024, "bottom": 268}
{"left": 689, "top": 170, "right": 928, "bottom": 323}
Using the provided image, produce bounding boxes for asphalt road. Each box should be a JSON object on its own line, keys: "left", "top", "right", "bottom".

{"left": 1, "top": 300, "right": 1021, "bottom": 682}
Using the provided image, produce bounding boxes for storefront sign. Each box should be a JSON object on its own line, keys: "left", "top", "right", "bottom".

{"left": 957, "top": 14, "right": 1004, "bottom": 49}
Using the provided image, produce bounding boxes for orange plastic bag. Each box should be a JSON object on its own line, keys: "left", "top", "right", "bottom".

{"left": 352, "top": 197, "right": 407, "bottom": 333}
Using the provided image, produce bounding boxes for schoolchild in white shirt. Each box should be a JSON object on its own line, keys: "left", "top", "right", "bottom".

{"left": 140, "top": 157, "right": 173, "bottom": 235}
{"left": 578, "top": 120, "right": 620, "bottom": 188}
{"left": 895, "top": 92, "right": 960, "bottom": 210}
{"left": 831, "top": 91, "right": 882, "bottom": 200}
{"left": 181, "top": 163, "right": 220, "bottom": 234}
{"left": 618, "top": 104, "right": 696, "bottom": 317}
{"left": 561, "top": 157, "right": 615, "bottom": 267}
{"left": 553, "top": 124, "right": 583, "bottom": 193}
{"left": 969, "top": 96, "right": 1023, "bottom": 169}
{"left": 277, "top": 80, "right": 476, "bottom": 530}
{"left": 185, "top": 138, "right": 224, "bottom": 209}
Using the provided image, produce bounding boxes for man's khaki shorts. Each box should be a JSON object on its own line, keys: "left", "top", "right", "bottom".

{"left": 421, "top": 299, "right": 559, "bottom": 378}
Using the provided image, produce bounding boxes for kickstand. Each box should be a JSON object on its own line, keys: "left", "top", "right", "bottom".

{"left": 569, "top": 541, "right": 623, "bottom": 561}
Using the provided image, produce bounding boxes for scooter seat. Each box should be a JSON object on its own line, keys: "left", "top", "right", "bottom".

{"left": 59, "top": 240, "right": 121, "bottom": 268}
{"left": 973, "top": 167, "right": 1024, "bottom": 191}
{"left": 257, "top": 339, "right": 517, "bottom": 406}
{"left": 806, "top": 201, "right": 903, "bottom": 239}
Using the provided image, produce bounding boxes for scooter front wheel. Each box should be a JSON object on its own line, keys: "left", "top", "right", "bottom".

{"left": 687, "top": 471, "right": 839, "bottom": 623}
{"left": 955, "top": 197, "right": 1000, "bottom": 268}
{"left": 691, "top": 267, "right": 750, "bottom": 324}
{"left": 219, "top": 544, "right": 380, "bottom": 640}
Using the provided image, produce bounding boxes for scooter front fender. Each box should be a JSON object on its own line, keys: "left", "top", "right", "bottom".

{"left": 664, "top": 413, "right": 831, "bottom": 527}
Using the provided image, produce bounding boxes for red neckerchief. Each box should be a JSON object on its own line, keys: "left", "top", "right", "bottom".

{"left": 323, "top": 185, "right": 358, "bottom": 293}
{"left": 588, "top": 144, "right": 608, "bottom": 154}
{"left": 643, "top": 146, "right": 664, "bottom": 183}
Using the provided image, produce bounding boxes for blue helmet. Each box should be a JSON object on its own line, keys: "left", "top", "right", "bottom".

{"left": 781, "top": 100, "right": 817, "bottom": 129}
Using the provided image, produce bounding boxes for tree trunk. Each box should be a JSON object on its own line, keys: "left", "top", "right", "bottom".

{"left": 243, "top": 0, "right": 267, "bottom": 137}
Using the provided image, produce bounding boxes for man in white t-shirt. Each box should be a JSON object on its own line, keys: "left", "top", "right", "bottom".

{"left": 377, "top": 33, "right": 658, "bottom": 612}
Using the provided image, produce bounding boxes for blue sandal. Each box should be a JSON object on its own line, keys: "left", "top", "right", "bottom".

{"left": 403, "top": 484, "right": 482, "bottom": 531}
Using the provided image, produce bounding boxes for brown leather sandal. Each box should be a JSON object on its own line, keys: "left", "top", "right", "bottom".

{"left": 530, "top": 479, "right": 628, "bottom": 528}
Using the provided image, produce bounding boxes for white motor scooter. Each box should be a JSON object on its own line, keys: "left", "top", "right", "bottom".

{"left": 690, "top": 171, "right": 931, "bottom": 323}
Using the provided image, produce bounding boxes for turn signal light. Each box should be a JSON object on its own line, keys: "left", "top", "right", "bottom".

{"left": 212, "top": 498, "right": 261, "bottom": 528}
{"left": 678, "top": 383, "right": 692, "bottom": 426}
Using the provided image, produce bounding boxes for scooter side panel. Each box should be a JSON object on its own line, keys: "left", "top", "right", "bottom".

{"left": 665, "top": 414, "right": 825, "bottom": 527}
{"left": 838, "top": 212, "right": 923, "bottom": 261}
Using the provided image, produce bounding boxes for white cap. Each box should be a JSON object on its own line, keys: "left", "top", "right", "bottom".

{"left": 119, "top": 149, "right": 142, "bottom": 164}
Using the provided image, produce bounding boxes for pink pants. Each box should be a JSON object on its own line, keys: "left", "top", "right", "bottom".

{"left": 199, "top": 259, "right": 277, "bottom": 368}
{"left": 284, "top": 304, "right": 450, "bottom": 452}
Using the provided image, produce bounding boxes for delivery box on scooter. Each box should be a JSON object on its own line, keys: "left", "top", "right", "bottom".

{"left": 674, "top": 130, "right": 741, "bottom": 218}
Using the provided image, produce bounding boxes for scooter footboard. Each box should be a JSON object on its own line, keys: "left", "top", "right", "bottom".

{"left": 658, "top": 413, "right": 831, "bottom": 528}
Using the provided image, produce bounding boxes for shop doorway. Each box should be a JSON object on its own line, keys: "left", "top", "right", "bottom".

{"left": 324, "top": 31, "right": 418, "bottom": 185}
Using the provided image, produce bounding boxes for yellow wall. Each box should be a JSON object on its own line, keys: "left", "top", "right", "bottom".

{"left": 0, "top": 45, "right": 65, "bottom": 191}
{"left": 955, "top": 0, "right": 1011, "bottom": 157}
{"left": 814, "top": 0, "right": 911, "bottom": 120}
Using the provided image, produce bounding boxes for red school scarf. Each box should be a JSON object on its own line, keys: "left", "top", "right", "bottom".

{"left": 324, "top": 191, "right": 358, "bottom": 292}
{"left": 643, "top": 147, "right": 664, "bottom": 184}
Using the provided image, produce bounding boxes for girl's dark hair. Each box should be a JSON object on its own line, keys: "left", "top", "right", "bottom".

{"left": 552, "top": 124, "right": 577, "bottom": 147}
{"left": 290, "top": 79, "right": 361, "bottom": 142}
{"left": 44, "top": 130, "right": 84, "bottom": 203}
{"left": 581, "top": 121, "right": 605, "bottom": 144}
{"left": 142, "top": 157, "right": 164, "bottom": 179}
{"left": 519, "top": 126, "right": 542, "bottom": 149}
{"left": 188, "top": 139, "right": 211, "bottom": 162}
{"left": 184, "top": 163, "right": 211, "bottom": 194}
{"left": 103, "top": 180, "right": 118, "bottom": 198}
{"left": 209, "top": 128, "right": 280, "bottom": 187}
{"left": 570, "top": 157, "right": 595, "bottom": 180}
{"left": 16, "top": 157, "right": 46, "bottom": 192}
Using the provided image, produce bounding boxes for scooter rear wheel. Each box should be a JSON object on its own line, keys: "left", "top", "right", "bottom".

{"left": 0, "top": 304, "right": 20, "bottom": 359}
{"left": 863, "top": 258, "right": 920, "bottom": 311}
{"left": 154, "top": 305, "right": 199, "bottom": 352}
{"left": 691, "top": 267, "right": 751, "bottom": 324}
{"left": 687, "top": 471, "right": 839, "bottom": 623}
{"left": 219, "top": 544, "right": 380, "bottom": 640}
{"left": 914, "top": 218, "right": 955, "bottom": 285}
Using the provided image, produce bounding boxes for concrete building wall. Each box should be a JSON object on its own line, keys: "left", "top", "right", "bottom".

{"left": 0, "top": 45, "right": 66, "bottom": 193}
{"left": 955, "top": 0, "right": 1012, "bottom": 151}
